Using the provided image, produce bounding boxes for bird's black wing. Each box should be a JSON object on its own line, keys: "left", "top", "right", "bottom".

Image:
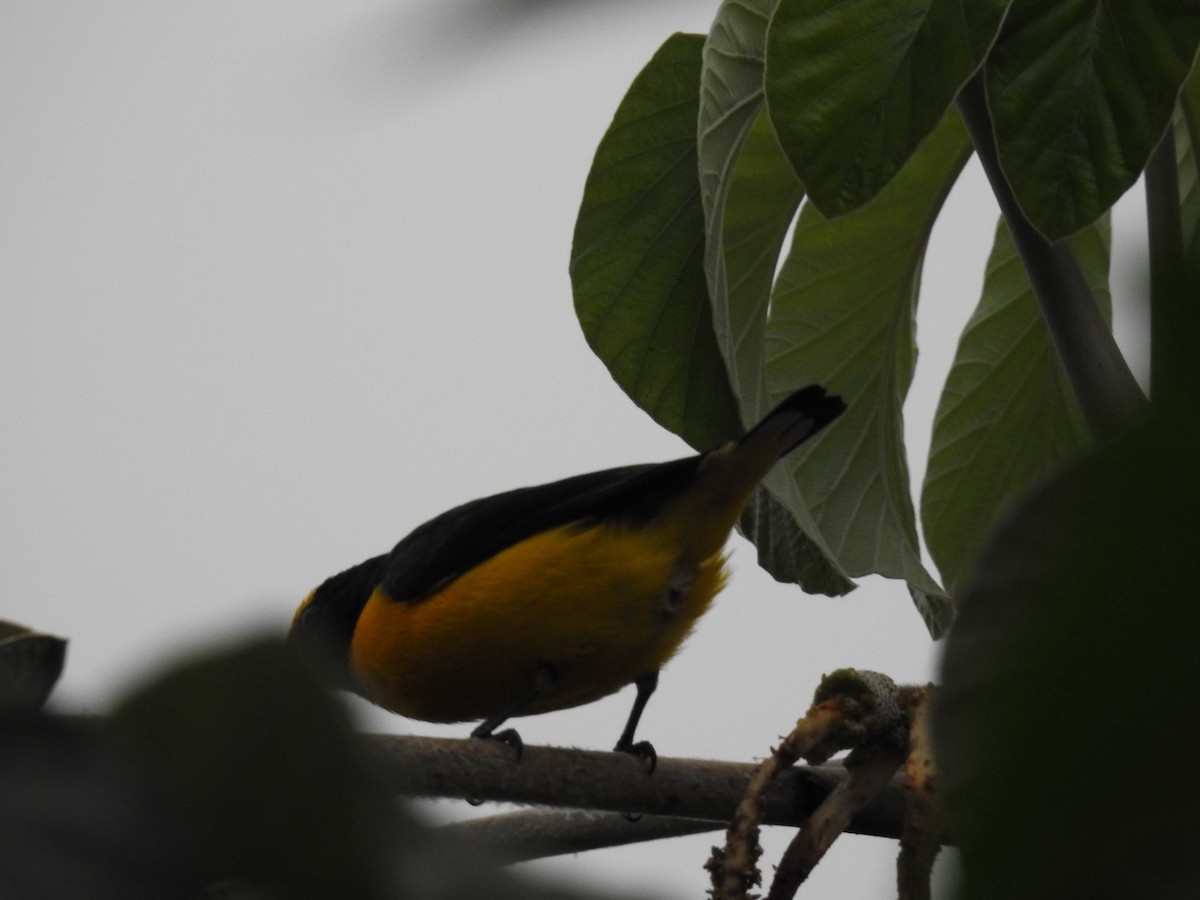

{"left": 381, "top": 454, "right": 705, "bottom": 602}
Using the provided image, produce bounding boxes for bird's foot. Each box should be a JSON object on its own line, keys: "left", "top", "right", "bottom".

{"left": 614, "top": 738, "right": 657, "bottom": 774}
{"left": 472, "top": 725, "right": 524, "bottom": 761}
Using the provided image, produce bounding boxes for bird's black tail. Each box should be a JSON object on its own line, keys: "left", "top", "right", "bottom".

{"left": 740, "top": 384, "right": 847, "bottom": 459}
{"left": 668, "top": 384, "right": 845, "bottom": 561}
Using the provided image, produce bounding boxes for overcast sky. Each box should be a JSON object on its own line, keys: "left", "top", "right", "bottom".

{"left": 1, "top": 2, "right": 1150, "bottom": 897}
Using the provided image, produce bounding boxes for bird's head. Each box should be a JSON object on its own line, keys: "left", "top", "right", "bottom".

{"left": 288, "top": 554, "right": 388, "bottom": 694}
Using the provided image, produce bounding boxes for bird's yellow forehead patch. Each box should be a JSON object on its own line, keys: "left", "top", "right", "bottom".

{"left": 292, "top": 588, "right": 317, "bottom": 625}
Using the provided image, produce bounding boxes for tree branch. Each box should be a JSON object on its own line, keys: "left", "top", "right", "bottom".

{"left": 363, "top": 734, "right": 906, "bottom": 839}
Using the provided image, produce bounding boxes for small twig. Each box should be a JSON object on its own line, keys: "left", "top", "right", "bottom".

{"left": 764, "top": 673, "right": 908, "bottom": 900}
{"left": 710, "top": 670, "right": 905, "bottom": 900}
{"left": 897, "top": 685, "right": 940, "bottom": 900}
{"left": 768, "top": 738, "right": 908, "bottom": 900}
{"left": 712, "top": 696, "right": 848, "bottom": 900}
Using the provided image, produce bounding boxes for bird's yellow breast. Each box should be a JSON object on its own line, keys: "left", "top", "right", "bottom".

{"left": 349, "top": 521, "right": 727, "bottom": 724}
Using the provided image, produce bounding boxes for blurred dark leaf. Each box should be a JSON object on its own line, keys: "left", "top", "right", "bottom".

{"left": 110, "top": 637, "right": 392, "bottom": 900}
{"left": 935, "top": 411, "right": 1200, "bottom": 899}
{"left": 1, "top": 638, "right": 609, "bottom": 900}
{"left": 109, "top": 636, "right": 651, "bottom": 900}
{"left": 0, "top": 620, "right": 67, "bottom": 711}
{"left": 0, "top": 711, "right": 211, "bottom": 900}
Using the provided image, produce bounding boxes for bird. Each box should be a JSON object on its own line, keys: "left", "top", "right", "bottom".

{"left": 289, "top": 384, "right": 845, "bottom": 767}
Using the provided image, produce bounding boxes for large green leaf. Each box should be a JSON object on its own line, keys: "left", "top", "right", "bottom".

{"left": 571, "top": 33, "right": 742, "bottom": 452}
{"left": 934, "top": 411, "right": 1200, "bottom": 898}
{"left": 921, "top": 216, "right": 1112, "bottom": 594}
{"left": 699, "top": 0, "right": 853, "bottom": 595}
{"left": 725, "top": 116, "right": 855, "bottom": 596}
{"left": 704, "top": 110, "right": 804, "bottom": 419}
{"left": 764, "top": 0, "right": 1007, "bottom": 217}
{"left": 987, "top": 0, "right": 1200, "bottom": 241}
{"left": 765, "top": 108, "right": 974, "bottom": 636}
{"left": 699, "top": 0, "right": 788, "bottom": 417}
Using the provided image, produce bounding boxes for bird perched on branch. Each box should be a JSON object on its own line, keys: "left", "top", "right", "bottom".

{"left": 290, "top": 385, "right": 845, "bottom": 767}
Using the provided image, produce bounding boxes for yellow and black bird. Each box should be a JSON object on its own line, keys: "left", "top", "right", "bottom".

{"left": 289, "top": 385, "right": 845, "bottom": 764}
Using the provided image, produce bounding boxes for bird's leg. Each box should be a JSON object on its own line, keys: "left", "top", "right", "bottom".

{"left": 614, "top": 670, "right": 659, "bottom": 772}
{"left": 469, "top": 662, "right": 558, "bottom": 760}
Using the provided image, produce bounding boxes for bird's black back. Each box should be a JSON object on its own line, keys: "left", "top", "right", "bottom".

{"left": 381, "top": 454, "right": 705, "bottom": 602}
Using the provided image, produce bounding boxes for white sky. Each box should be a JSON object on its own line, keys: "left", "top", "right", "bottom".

{"left": 1, "top": 2, "right": 1149, "bottom": 897}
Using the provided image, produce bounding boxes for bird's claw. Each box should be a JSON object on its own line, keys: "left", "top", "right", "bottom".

{"left": 615, "top": 739, "right": 657, "bottom": 774}
{"left": 473, "top": 726, "right": 524, "bottom": 761}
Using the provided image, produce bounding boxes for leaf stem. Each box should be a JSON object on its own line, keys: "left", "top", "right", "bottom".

{"left": 1145, "top": 123, "right": 1196, "bottom": 407}
{"left": 956, "top": 70, "right": 1147, "bottom": 442}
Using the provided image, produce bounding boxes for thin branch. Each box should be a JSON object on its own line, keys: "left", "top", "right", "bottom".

{"left": 763, "top": 673, "right": 909, "bottom": 900}
{"left": 713, "top": 694, "right": 853, "bottom": 900}
{"left": 956, "top": 69, "right": 1147, "bottom": 442}
{"left": 710, "top": 670, "right": 909, "bottom": 900}
{"left": 897, "top": 685, "right": 941, "bottom": 900}
{"left": 769, "top": 742, "right": 907, "bottom": 900}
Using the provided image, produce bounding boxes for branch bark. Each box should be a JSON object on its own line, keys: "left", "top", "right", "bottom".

{"left": 441, "top": 810, "right": 722, "bottom": 863}
{"left": 363, "top": 733, "right": 906, "bottom": 840}
{"left": 897, "top": 686, "right": 940, "bottom": 900}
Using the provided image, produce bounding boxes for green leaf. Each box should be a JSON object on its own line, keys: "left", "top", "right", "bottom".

{"left": 726, "top": 117, "right": 854, "bottom": 597}
{"left": 934, "top": 411, "right": 1200, "bottom": 898}
{"left": 765, "top": 107, "right": 973, "bottom": 636}
{"left": 987, "top": 0, "right": 1200, "bottom": 240}
{"left": 736, "top": 487, "right": 852, "bottom": 596}
{"left": 705, "top": 109, "right": 804, "bottom": 418}
{"left": 699, "top": 0, "right": 853, "bottom": 595}
{"left": 765, "top": 0, "right": 1007, "bottom": 217}
{"left": 699, "top": 0, "right": 790, "bottom": 418}
{"left": 921, "top": 216, "right": 1112, "bottom": 594}
{"left": 571, "top": 32, "right": 742, "bottom": 451}
{"left": 111, "top": 638, "right": 392, "bottom": 900}
{"left": 0, "top": 620, "right": 66, "bottom": 710}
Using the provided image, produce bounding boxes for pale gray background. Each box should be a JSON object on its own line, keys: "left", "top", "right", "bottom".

{"left": 1, "top": 2, "right": 1148, "bottom": 896}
